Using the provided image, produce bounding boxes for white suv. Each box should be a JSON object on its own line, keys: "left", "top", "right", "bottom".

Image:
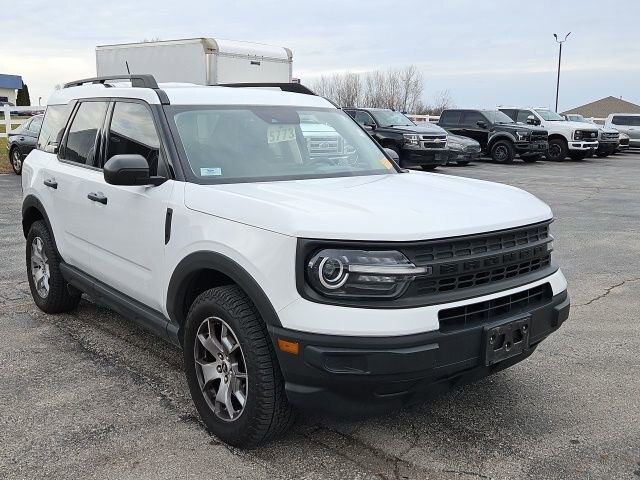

{"left": 500, "top": 107, "right": 599, "bottom": 161}
{"left": 22, "top": 75, "right": 570, "bottom": 448}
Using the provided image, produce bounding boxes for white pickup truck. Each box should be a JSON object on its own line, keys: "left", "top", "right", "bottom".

{"left": 499, "top": 107, "right": 599, "bottom": 161}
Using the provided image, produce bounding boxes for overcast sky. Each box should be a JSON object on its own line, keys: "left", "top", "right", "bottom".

{"left": 3, "top": 0, "right": 639, "bottom": 111}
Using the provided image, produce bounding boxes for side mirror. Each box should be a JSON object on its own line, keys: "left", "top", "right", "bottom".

{"left": 104, "top": 154, "right": 166, "bottom": 186}
{"left": 527, "top": 115, "right": 540, "bottom": 126}
{"left": 44, "top": 143, "right": 59, "bottom": 154}
{"left": 384, "top": 148, "right": 399, "bottom": 162}
{"left": 363, "top": 123, "right": 376, "bottom": 131}
{"left": 476, "top": 120, "right": 488, "bottom": 129}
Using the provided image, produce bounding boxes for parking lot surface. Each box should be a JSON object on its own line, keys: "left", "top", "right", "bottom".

{"left": 1, "top": 154, "right": 639, "bottom": 480}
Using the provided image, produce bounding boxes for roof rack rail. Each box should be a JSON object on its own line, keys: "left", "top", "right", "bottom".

{"left": 63, "top": 74, "right": 159, "bottom": 89}
{"left": 218, "top": 82, "right": 318, "bottom": 96}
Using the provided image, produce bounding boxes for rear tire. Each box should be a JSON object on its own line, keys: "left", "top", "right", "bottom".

{"left": 546, "top": 138, "right": 568, "bottom": 161}
{"left": 490, "top": 140, "right": 515, "bottom": 163}
{"left": 26, "top": 221, "right": 81, "bottom": 313}
{"left": 183, "top": 285, "right": 295, "bottom": 448}
{"left": 10, "top": 147, "right": 23, "bottom": 175}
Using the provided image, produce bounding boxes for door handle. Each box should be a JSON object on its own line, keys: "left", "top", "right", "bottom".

{"left": 87, "top": 192, "right": 108, "bottom": 205}
{"left": 43, "top": 178, "right": 58, "bottom": 189}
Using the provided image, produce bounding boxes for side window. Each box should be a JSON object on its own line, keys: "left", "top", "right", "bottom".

{"left": 516, "top": 110, "right": 533, "bottom": 124}
{"left": 500, "top": 109, "right": 517, "bottom": 121}
{"left": 60, "top": 101, "right": 109, "bottom": 166}
{"left": 37, "top": 105, "right": 72, "bottom": 151}
{"left": 354, "top": 111, "right": 375, "bottom": 126}
{"left": 29, "top": 116, "right": 43, "bottom": 133}
{"left": 462, "top": 111, "right": 485, "bottom": 127}
{"left": 439, "top": 111, "right": 462, "bottom": 126}
{"left": 106, "top": 102, "right": 162, "bottom": 175}
{"left": 344, "top": 110, "right": 356, "bottom": 119}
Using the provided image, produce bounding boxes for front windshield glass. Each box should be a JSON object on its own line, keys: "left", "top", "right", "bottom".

{"left": 370, "top": 110, "right": 414, "bottom": 127}
{"left": 169, "top": 106, "right": 397, "bottom": 183}
{"left": 535, "top": 109, "right": 565, "bottom": 121}
{"left": 482, "top": 110, "right": 514, "bottom": 124}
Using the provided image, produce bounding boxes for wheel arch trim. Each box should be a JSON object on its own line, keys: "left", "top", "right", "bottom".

{"left": 166, "top": 250, "right": 283, "bottom": 335}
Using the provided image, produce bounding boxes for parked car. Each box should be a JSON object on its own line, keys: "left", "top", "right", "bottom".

{"left": 562, "top": 114, "right": 620, "bottom": 158}
{"left": 23, "top": 75, "right": 569, "bottom": 448}
{"left": 499, "top": 107, "right": 598, "bottom": 161}
{"left": 446, "top": 134, "right": 481, "bottom": 165}
{"left": 6, "top": 114, "right": 43, "bottom": 174}
{"left": 604, "top": 114, "right": 640, "bottom": 148}
{"left": 438, "top": 109, "right": 548, "bottom": 163}
{"left": 299, "top": 115, "right": 358, "bottom": 166}
{"left": 343, "top": 107, "right": 449, "bottom": 170}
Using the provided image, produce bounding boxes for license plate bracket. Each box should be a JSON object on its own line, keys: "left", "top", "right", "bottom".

{"left": 484, "top": 315, "right": 531, "bottom": 366}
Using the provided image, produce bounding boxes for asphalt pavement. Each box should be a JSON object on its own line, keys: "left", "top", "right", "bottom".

{"left": 1, "top": 153, "right": 639, "bottom": 479}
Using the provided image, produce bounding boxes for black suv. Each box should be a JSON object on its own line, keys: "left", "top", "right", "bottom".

{"left": 344, "top": 108, "right": 448, "bottom": 170}
{"left": 438, "top": 109, "right": 549, "bottom": 163}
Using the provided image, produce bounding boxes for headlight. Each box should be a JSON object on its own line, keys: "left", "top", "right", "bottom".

{"left": 619, "top": 132, "right": 629, "bottom": 140}
{"left": 403, "top": 133, "right": 420, "bottom": 146}
{"left": 306, "top": 249, "right": 430, "bottom": 299}
{"left": 574, "top": 130, "right": 583, "bottom": 140}
{"left": 516, "top": 131, "right": 531, "bottom": 142}
{"left": 447, "top": 141, "right": 463, "bottom": 150}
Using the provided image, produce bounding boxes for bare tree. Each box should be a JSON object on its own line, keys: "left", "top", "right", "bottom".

{"left": 430, "top": 89, "right": 455, "bottom": 115}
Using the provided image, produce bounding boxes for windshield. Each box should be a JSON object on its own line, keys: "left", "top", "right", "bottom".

{"left": 535, "top": 109, "right": 565, "bottom": 121}
{"left": 169, "top": 106, "right": 397, "bottom": 183}
{"left": 482, "top": 110, "right": 514, "bottom": 124}
{"left": 370, "top": 110, "right": 414, "bottom": 127}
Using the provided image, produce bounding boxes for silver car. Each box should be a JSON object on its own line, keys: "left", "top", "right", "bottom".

{"left": 605, "top": 113, "right": 640, "bottom": 148}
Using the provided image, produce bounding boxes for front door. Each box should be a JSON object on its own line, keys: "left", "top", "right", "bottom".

{"left": 77, "top": 100, "right": 175, "bottom": 312}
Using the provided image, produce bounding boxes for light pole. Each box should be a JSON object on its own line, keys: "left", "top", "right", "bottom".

{"left": 553, "top": 32, "right": 571, "bottom": 112}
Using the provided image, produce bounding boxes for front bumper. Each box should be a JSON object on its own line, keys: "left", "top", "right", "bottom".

{"left": 448, "top": 149, "right": 481, "bottom": 163}
{"left": 271, "top": 287, "right": 570, "bottom": 416}
{"left": 569, "top": 140, "right": 598, "bottom": 151}
{"left": 401, "top": 146, "right": 449, "bottom": 166}
{"left": 597, "top": 141, "right": 619, "bottom": 154}
{"left": 514, "top": 141, "right": 549, "bottom": 154}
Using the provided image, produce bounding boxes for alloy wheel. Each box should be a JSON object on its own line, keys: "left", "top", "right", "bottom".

{"left": 494, "top": 145, "right": 508, "bottom": 162}
{"left": 12, "top": 150, "right": 22, "bottom": 173}
{"left": 194, "top": 316, "right": 248, "bottom": 422}
{"left": 30, "top": 237, "right": 50, "bottom": 298}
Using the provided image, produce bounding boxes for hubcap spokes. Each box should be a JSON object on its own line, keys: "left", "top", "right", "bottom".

{"left": 194, "top": 317, "right": 248, "bottom": 421}
{"left": 30, "top": 237, "right": 50, "bottom": 298}
{"left": 13, "top": 151, "right": 21, "bottom": 171}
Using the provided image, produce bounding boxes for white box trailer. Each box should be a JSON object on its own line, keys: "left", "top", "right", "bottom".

{"left": 96, "top": 38, "right": 293, "bottom": 85}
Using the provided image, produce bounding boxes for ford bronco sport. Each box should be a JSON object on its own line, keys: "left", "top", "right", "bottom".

{"left": 22, "top": 76, "right": 570, "bottom": 448}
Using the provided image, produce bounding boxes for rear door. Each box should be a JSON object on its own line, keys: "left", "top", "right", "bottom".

{"left": 461, "top": 111, "right": 489, "bottom": 148}
{"left": 78, "top": 100, "right": 175, "bottom": 311}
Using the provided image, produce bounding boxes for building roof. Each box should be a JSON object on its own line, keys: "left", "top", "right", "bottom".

{"left": 0, "top": 74, "right": 23, "bottom": 90}
{"left": 563, "top": 96, "right": 640, "bottom": 118}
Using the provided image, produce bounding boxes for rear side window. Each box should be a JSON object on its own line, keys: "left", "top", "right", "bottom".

{"left": 60, "top": 101, "right": 109, "bottom": 167}
{"left": 28, "top": 116, "right": 43, "bottom": 133}
{"left": 611, "top": 115, "right": 640, "bottom": 126}
{"left": 354, "top": 111, "right": 375, "bottom": 126}
{"left": 516, "top": 110, "right": 533, "bottom": 124}
{"left": 439, "top": 111, "right": 462, "bottom": 126}
{"left": 37, "top": 105, "right": 71, "bottom": 151}
{"left": 462, "top": 111, "right": 485, "bottom": 126}
{"left": 106, "top": 102, "right": 161, "bottom": 175}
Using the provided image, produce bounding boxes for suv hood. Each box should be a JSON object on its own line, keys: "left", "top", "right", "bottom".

{"left": 184, "top": 173, "right": 552, "bottom": 241}
{"left": 382, "top": 124, "right": 448, "bottom": 135}
{"left": 495, "top": 123, "right": 546, "bottom": 134}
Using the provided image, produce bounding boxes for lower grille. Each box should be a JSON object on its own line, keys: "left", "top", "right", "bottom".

{"left": 531, "top": 133, "right": 548, "bottom": 143}
{"left": 438, "top": 283, "right": 552, "bottom": 332}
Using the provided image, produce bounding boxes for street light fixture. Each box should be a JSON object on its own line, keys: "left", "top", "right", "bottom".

{"left": 553, "top": 32, "right": 571, "bottom": 112}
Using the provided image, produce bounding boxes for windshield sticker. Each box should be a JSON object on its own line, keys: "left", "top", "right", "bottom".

{"left": 200, "top": 167, "right": 222, "bottom": 176}
{"left": 379, "top": 158, "right": 393, "bottom": 169}
{"left": 267, "top": 125, "right": 296, "bottom": 144}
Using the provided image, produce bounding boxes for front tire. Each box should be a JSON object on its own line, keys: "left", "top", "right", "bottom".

{"left": 456, "top": 160, "right": 470, "bottom": 166}
{"left": 546, "top": 138, "right": 568, "bottom": 161}
{"left": 10, "top": 147, "right": 23, "bottom": 175}
{"left": 183, "top": 285, "right": 295, "bottom": 448}
{"left": 490, "top": 140, "right": 515, "bottom": 163}
{"left": 569, "top": 151, "right": 589, "bottom": 161}
{"left": 26, "top": 221, "right": 81, "bottom": 313}
{"left": 420, "top": 165, "right": 438, "bottom": 171}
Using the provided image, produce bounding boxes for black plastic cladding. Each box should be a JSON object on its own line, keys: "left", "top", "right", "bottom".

{"left": 295, "top": 220, "right": 556, "bottom": 309}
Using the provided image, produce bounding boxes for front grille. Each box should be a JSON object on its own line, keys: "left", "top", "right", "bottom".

{"left": 438, "top": 283, "right": 552, "bottom": 332}
{"left": 406, "top": 222, "right": 550, "bottom": 264}
{"left": 306, "top": 136, "right": 342, "bottom": 156}
{"left": 581, "top": 130, "right": 598, "bottom": 140}
{"left": 415, "top": 255, "right": 551, "bottom": 295}
{"left": 601, "top": 132, "right": 619, "bottom": 142}
{"left": 421, "top": 135, "right": 447, "bottom": 149}
{"left": 531, "top": 132, "right": 548, "bottom": 143}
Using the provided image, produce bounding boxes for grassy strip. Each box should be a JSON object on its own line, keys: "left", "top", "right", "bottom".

{"left": 0, "top": 138, "right": 13, "bottom": 174}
